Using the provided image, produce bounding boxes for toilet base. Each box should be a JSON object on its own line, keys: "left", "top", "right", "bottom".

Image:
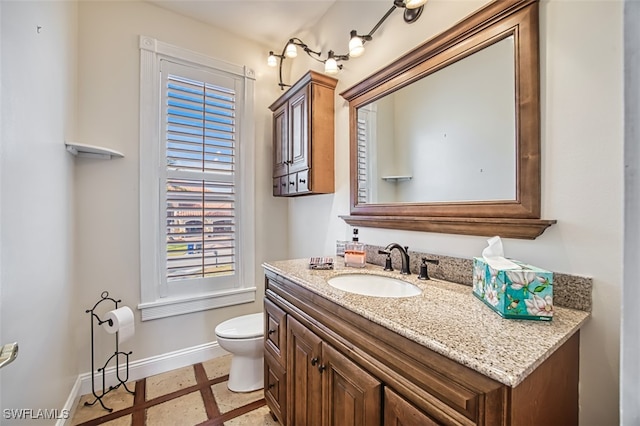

{"left": 227, "top": 354, "right": 264, "bottom": 393}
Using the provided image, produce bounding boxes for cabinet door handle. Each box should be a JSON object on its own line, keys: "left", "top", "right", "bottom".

{"left": 310, "top": 357, "right": 319, "bottom": 366}
{"left": 299, "top": 179, "right": 306, "bottom": 184}
{"left": 268, "top": 383, "right": 275, "bottom": 389}
{"left": 281, "top": 183, "right": 286, "bottom": 187}
{"left": 318, "top": 364, "right": 326, "bottom": 373}
{"left": 289, "top": 181, "right": 295, "bottom": 186}
{"left": 268, "top": 329, "right": 276, "bottom": 335}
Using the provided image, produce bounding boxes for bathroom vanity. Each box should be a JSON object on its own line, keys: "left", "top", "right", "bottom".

{"left": 262, "top": 259, "right": 589, "bottom": 426}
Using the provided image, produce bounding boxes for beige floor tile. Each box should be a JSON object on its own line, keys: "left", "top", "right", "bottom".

{"left": 146, "top": 391, "right": 207, "bottom": 426}
{"left": 210, "top": 382, "right": 263, "bottom": 414}
{"left": 223, "top": 405, "right": 279, "bottom": 426}
{"left": 102, "top": 414, "right": 132, "bottom": 426}
{"left": 146, "top": 365, "right": 197, "bottom": 400}
{"left": 202, "top": 354, "right": 233, "bottom": 380}
{"left": 70, "top": 384, "right": 135, "bottom": 425}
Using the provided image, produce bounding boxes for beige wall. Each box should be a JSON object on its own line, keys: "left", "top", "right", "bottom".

{"left": 74, "top": 0, "right": 287, "bottom": 371}
{"left": 1, "top": 0, "right": 79, "bottom": 417}
{"left": 286, "top": 1, "right": 623, "bottom": 425}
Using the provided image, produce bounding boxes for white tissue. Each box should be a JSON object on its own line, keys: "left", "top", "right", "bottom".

{"left": 103, "top": 306, "right": 135, "bottom": 344}
{"left": 482, "top": 236, "right": 520, "bottom": 270}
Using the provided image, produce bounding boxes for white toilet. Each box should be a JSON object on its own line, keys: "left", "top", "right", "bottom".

{"left": 214, "top": 312, "right": 264, "bottom": 392}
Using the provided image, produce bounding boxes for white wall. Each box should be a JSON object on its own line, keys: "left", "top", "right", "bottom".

{"left": 73, "top": 0, "right": 287, "bottom": 372}
{"left": 392, "top": 37, "right": 515, "bottom": 203}
{"left": 286, "top": 1, "right": 623, "bottom": 424}
{"left": 0, "top": 0, "right": 79, "bottom": 420}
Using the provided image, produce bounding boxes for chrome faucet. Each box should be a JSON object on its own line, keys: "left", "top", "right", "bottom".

{"left": 384, "top": 243, "right": 411, "bottom": 275}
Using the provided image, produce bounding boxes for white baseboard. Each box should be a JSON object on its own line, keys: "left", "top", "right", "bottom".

{"left": 58, "top": 340, "right": 227, "bottom": 426}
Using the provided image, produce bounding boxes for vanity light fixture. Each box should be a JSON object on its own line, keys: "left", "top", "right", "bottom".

{"left": 324, "top": 50, "right": 350, "bottom": 74}
{"left": 267, "top": 0, "right": 428, "bottom": 89}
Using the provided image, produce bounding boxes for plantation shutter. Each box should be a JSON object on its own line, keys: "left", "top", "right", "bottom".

{"left": 162, "top": 60, "right": 237, "bottom": 287}
{"left": 357, "top": 114, "right": 369, "bottom": 204}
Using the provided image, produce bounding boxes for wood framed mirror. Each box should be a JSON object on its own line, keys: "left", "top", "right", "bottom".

{"left": 340, "top": 0, "right": 555, "bottom": 239}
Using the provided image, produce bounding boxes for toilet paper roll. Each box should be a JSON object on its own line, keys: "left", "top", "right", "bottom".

{"left": 103, "top": 306, "right": 135, "bottom": 344}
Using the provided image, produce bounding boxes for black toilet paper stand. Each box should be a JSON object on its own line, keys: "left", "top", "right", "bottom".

{"left": 84, "top": 291, "right": 135, "bottom": 412}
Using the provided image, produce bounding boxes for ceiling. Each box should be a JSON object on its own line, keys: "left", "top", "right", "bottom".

{"left": 146, "top": 1, "right": 338, "bottom": 48}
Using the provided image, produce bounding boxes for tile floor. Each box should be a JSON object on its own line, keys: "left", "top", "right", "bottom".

{"left": 70, "top": 355, "right": 279, "bottom": 426}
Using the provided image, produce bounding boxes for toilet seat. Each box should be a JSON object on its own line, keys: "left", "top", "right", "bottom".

{"left": 215, "top": 313, "right": 263, "bottom": 339}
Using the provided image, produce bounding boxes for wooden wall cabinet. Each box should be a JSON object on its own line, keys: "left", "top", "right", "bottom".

{"left": 264, "top": 270, "right": 580, "bottom": 426}
{"left": 269, "top": 71, "right": 337, "bottom": 196}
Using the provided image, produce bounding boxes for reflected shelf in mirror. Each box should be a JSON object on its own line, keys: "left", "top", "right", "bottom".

{"left": 381, "top": 176, "right": 412, "bottom": 182}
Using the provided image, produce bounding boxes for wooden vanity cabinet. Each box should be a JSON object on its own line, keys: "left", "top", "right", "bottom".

{"left": 269, "top": 70, "right": 337, "bottom": 197}
{"left": 384, "top": 387, "right": 440, "bottom": 426}
{"left": 287, "top": 316, "right": 382, "bottom": 426}
{"left": 264, "top": 298, "right": 287, "bottom": 425}
{"left": 264, "top": 270, "right": 580, "bottom": 426}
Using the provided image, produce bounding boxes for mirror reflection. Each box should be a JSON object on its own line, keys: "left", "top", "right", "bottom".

{"left": 356, "top": 36, "right": 516, "bottom": 204}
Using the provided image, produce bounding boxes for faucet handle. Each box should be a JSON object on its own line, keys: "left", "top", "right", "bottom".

{"left": 418, "top": 257, "right": 440, "bottom": 280}
{"left": 378, "top": 250, "right": 393, "bottom": 271}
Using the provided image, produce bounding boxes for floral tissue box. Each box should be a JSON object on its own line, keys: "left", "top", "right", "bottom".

{"left": 472, "top": 257, "right": 554, "bottom": 321}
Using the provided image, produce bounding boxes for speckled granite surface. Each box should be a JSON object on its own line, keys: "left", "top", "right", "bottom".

{"left": 263, "top": 258, "right": 590, "bottom": 388}
{"left": 365, "top": 244, "right": 593, "bottom": 312}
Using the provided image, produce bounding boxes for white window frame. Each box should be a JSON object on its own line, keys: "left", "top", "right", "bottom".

{"left": 138, "top": 36, "right": 256, "bottom": 321}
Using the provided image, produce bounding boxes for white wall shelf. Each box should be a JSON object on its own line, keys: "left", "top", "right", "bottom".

{"left": 65, "top": 142, "right": 124, "bottom": 159}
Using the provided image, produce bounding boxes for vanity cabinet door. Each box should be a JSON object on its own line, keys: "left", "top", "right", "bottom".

{"left": 265, "top": 298, "right": 287, "bottom": 367}
{"left": 287, "top": 316, "right": 323, "bottom": 426}
{"left": 321, "top": 343, "right": 381, "bottom": 426}
{"left": 384, "top": 387, "right": 440, "bottom": 426}
{"left": 265, "top": 350, "right": 287, "bottom": 426}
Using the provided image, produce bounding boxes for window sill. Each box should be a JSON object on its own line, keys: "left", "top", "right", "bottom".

{"left": 138, "top": 287, "right": 257, "bottom": 321}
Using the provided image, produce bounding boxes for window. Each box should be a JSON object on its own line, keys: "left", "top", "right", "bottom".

{"left": 139, "top": 36, "right": 256, "bottom": 320}
{"left": 356, "top": 104, "right": 377, "bottom": 204}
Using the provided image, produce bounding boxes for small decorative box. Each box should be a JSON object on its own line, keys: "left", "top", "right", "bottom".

{"left": 309, "top": 257, "right": 334, "bottom": 270}
{"left": 472, "top": 257, "right": 554, "bottom": 321}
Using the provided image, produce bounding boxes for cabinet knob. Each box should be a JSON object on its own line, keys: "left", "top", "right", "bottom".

{"left": 318, "top": 364, "right": 326, "bottom": 373}
{"left": 310, "top": 357, "right": 319, "bottom": 366}
{"left": 299, "top": 179, "right": 306, "bottom": 184}
{"left": 268, "top": 329, "right": 276, "bottom": 335}
{"left": 289, "top": 181, "right": 295, "bottom": 186}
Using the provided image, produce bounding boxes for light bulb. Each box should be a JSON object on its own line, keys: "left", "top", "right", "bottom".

{"left": 285, "top": 42, "right": 298, "bottom": 58}
{"left": 404, "top": 0, "right": 427, "bottom": 9}
{"left": 324, "top": 57, "right": 339, "bottom": 75}
{"left": 349, "top": 35, "right": 365, "bottom": 58}
{"left": 267, "top": 52, "right": 278, "bottom": 67}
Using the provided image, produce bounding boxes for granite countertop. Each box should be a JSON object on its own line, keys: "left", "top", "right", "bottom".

{"left": 263, "top": 258, "right": 590, "bottom": 387}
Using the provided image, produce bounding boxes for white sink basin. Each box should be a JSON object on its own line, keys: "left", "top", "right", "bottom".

{"left": 327, "top": 274, "right": 421, "bottom": 298}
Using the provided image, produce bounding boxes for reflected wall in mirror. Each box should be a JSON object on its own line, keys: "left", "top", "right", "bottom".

{"left": 341, "top": 0, "right": 556, "bottom": 239}
{"left": 357, "top": 36, "right": 516, "bottom": 204}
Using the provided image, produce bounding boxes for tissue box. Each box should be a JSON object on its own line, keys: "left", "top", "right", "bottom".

{"left": 472, "top": 257, "right": 554, "bottom": 321}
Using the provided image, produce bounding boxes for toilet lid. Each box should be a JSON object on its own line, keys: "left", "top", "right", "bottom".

{"left": 215, "top": 313, "right": 264, "bottom": 339}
